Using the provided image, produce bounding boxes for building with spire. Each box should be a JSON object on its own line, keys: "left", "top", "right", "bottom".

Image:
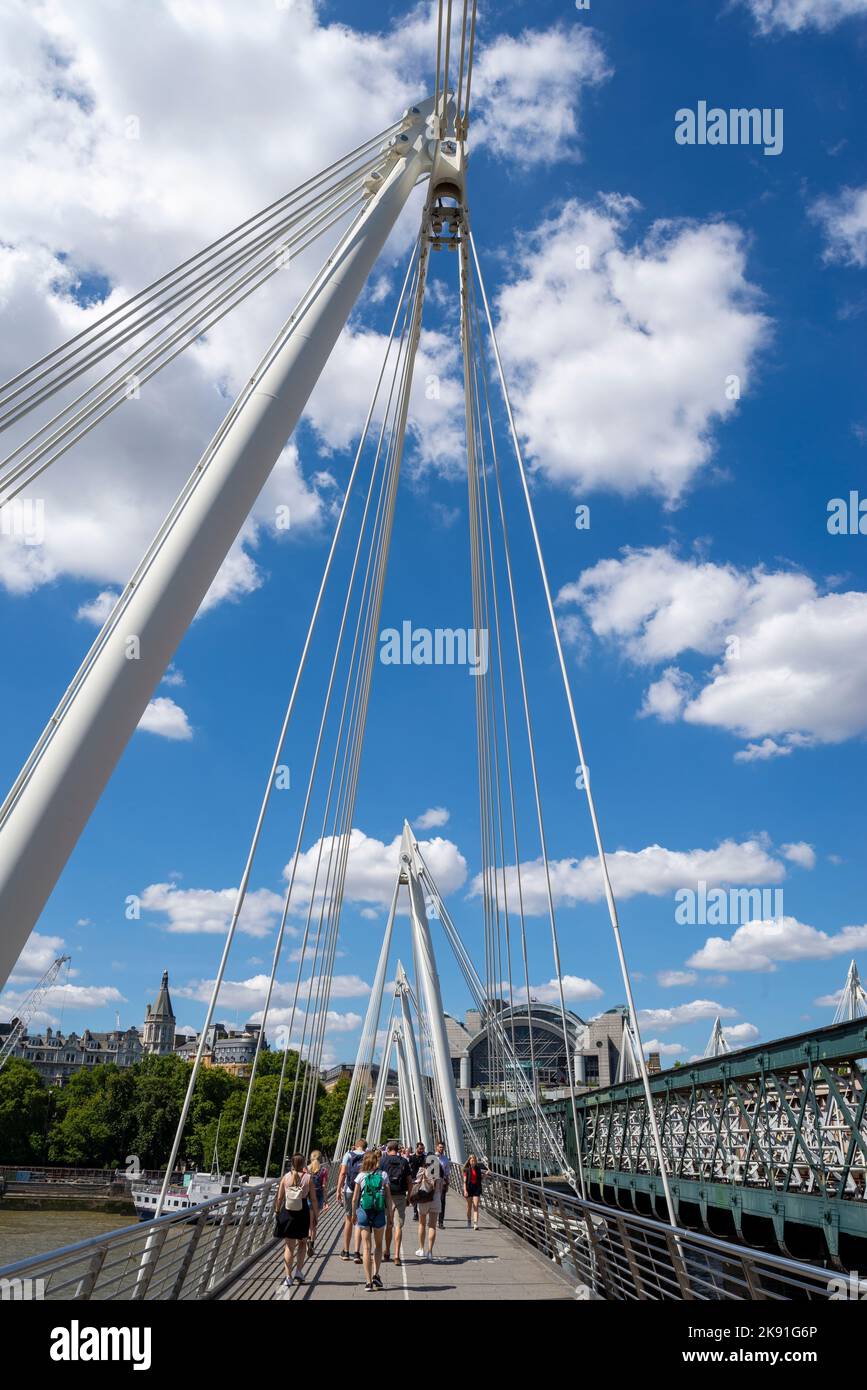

{"left": 142, "top": 970, "right": 176, "bottom": 1055}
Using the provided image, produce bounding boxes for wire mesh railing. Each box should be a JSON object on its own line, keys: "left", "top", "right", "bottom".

{"left": 0, "top": 1178, "right": 279, "bottom": 1301}
{"left": 483, "top": 1172, "right": 836, "bottom": 1301}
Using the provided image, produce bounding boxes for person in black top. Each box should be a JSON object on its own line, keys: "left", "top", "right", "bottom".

{"left": 463, "top": 1154, "right": 485, "bottom": 1230}
{"left": 408, "top": 1141, "right": 427, "bottom": 1221}
{"left": 380, "top": 1141, "right": 411, "bottom": 1264}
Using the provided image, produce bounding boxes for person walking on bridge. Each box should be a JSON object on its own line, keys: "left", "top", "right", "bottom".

{"left": 412, "top": 1151, "right": 442, "bottom": 1261}
{"left": 351, "top": 1149, "right": 393, "bottom": 1291}
{"left": 380, "top": 1140, "right": 410, "bottom": 1266}
{"left": 408, "top": 1140, "right": 426, "bottom": 1222}
{"left": 463, "top": 1154, "right": 484, "bottom": 1230}
{"left": 337, "top": 1139, "right": 366, "bottom": 1264}
{"left": 275, "top": 1154, "right": 311, "bottom": 1286}
{"left": 435, "top": 1140, "right": 450, "bottom": 1229}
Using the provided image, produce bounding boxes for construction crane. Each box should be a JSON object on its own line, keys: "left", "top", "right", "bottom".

{"left": 0, "top": 954, "right": 71, "bottom": 1073}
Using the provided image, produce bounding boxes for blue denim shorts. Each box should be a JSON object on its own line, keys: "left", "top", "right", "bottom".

{"left": 356, "top": 1206, "right": 386, "bottom": 1230}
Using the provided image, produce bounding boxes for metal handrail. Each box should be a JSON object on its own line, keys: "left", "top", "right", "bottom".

{"left": 483, "top": 1172, "right": 836, "bottom": 1300}
{"left": 0, "top": 1168, "right": 839, "bottom": 1301}
{"left": 0, "top": 1177, "right": 280, "bottom": 1300}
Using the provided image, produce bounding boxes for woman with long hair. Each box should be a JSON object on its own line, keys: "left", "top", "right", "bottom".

{"left": 307, "top": 1150, "right": 328, "bottom": 1254}
{"left": 274, "top": 1153, "right": 312, "bottom": 1286}
{"left": 351, "top": 1148, "right": 393, "bottom": 1291}
{"left": 463, "top": 1154, "right": 484, "bottom": 1230}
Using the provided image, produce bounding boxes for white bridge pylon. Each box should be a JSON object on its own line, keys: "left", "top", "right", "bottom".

{"left": 0, "top": 99, "right": 443, "bottom": 988}
{"left": 0, "top": 41, "right": 677, "bottom": 1229}
{"left": 336, "top": 823, "right": 467, "bottom": 1167}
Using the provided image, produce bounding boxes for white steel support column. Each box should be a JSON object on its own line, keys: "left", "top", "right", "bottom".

{"left": 395, "top": 961, "right": 432, "bottom": 1150}
{"left": 394, "top": 1025, "right": 412, "bottom": 1147}
{"left": 0, "top": 102, "right": 438, "bottom": 988}
{"left": 367, "top": 1022, "right": 395, "bottom": 1146}
{"left": 333, "top": 876, "right": 400, "bottom": 1162}
{"left": 401, "top": 823, "right": 466, "bottom": 1165}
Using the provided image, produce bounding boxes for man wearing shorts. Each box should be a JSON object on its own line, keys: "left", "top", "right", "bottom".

{"left": 336, "top": 1139, "right": 366, "bottom": 1263}
{"left": 380, "top": 1140, "right": 411, "bottom": 1265}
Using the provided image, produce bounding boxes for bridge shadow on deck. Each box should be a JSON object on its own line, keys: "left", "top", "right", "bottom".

{"left": 219, "top": 1204, "right": 574, "bottom": 1302}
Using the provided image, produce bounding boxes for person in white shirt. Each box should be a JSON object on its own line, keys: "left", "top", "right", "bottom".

{"left": 351, "top": 1149, "right": 394, "bottom": 1291}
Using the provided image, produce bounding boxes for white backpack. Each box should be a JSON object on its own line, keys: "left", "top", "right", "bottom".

{"left": 283, "top": 1176, "right": 305, "bottom": 1212}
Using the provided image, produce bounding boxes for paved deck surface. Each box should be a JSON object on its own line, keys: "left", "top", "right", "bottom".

{"left": 219, "top": 1202, "right": 573, "bottom": 1302}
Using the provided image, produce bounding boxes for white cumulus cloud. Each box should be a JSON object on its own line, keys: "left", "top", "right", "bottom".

{"left": 742, "top": 0, "right": 867, "bottom": 31}
{"left": 283, "top": 828, "right": 467, "bottom": 913}
{"left": 638, "top": 1000, "right": 737, "bottom": 1031}
{"left": 688, "top": 916, "right": 867, "bottom": 972}
{"left": 491, "top": 199, "right": 769, "bottom": 503}
{"left": 137, "top": 697, "right": 193, "bottom": 741}
{"left": 141, "top": 882, "right": 285, "bottom": 938}
{"left": 560, "top": 546, "right": 867, "bottom": 749}
{"left": 470, "top": 838, "right": 785, "bottom": 915}
{"left": 811, "top": 184, "right": 867, "bottom": 267}
{"left": 781, "top": 842, "right": 816, "bottom": 870}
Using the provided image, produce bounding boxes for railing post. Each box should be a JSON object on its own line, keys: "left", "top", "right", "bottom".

{"left": 166, "top": 1214, "right": 206, "bottom": 1301}
{"left": 73, "top": 1243, "right": 109, "bottom": 1300}
{"left": 581, "top": 1210, "right": 616, "bottom": 1298}
{"left": 196, "top": 1193, "right": 239, "bottom": 1296}
{"left": 131, "top": 1223, "right": 170, "bottom": 1302}
{"left": 664, "top": 1228, "right": 696, "bottom": 1301}
{"left": 538, "top": 1187, "right": 560, "bottom": 1264}
{"left": 225, "top": 1186, "right": 258, "bottom": 1270}
{"left": 614, "top": 1214, "right": 646, "bottom": 1299}
{"left": 553, "top": 1194, "right": 581, "bottom": 1278}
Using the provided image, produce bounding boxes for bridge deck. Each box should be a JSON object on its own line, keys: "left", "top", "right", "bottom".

{"left": 218, "top": 1204, "right": 573, "bottom": 1302}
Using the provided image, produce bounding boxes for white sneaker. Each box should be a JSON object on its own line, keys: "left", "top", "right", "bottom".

{"left": 415, "top": 1248, "right": 425, "bottom": 1257}
{"left": 426, "top": 1251, "right": 434, "bottom": 1262}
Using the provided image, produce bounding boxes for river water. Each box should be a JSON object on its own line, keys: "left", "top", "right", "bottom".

{"left": 0, "top": 1208, "right": 135, "bottom": 1267}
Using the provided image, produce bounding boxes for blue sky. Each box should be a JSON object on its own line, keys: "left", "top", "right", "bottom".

{"left": 1, "top": 0, "right": 866, "bottom": 1069}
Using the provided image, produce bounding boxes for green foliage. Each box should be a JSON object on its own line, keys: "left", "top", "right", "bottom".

{"left": 315, "top": 1076, "right": 351, "bottom": 1154}
{"left": 380, "top": 1101, "right": 401, "bottom": 1145}
{"left": 0, "top": 1047, "right": 334, "bottom": 1172}
{"left": 0, "top": 1058, "right": 50, "bottom": 1163}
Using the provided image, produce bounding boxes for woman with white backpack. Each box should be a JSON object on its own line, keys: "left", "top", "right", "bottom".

{"left": 274, "top": 1153, "right": 312, "bottom": 1287}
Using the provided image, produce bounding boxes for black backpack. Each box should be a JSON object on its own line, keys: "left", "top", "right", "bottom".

{"left": 384, "top": 1153, "right": 409, "bottom": 1195}
{"left": 345, "top": 1149, "right": 364, "bottom": 1190}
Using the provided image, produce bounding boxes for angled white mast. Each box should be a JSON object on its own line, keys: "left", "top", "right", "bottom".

{"left": 0, "top": 101, "right": 439, "bottom": 988}
{"left": 705, "top": 1016, "right": 731, "bottom": 1058}
{"left": 833, "top": 959, "right": 867, "bottom": 1024}
{"left": 616, "top": 1013, "right": 640, "bottom": 1082}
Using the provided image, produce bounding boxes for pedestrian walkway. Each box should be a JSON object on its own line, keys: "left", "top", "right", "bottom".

{"left": 220, "top": 1204, "right": 574, "bottom": 1302}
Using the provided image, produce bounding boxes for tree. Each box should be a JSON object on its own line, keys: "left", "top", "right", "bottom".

{"left": 128, "top": 1054, "right": 190, "bottom": 1168}
{"left": 48, "top": 1066, "right": 138, "bottom": 1166}
{"left": 0, "top": 1058, "right": 49, "bottom": 1164}
{"left": 313, "top": 1075, "right": 350, "bottom": 1155}
{"left": 380, "top": 1101, "right": 401, "bottom": 1144}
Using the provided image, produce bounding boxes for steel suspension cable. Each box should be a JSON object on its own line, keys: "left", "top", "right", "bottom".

{"left": 228, "top": 244, "right": 421, "bottom": 1184}
{"left": 468, "top": 228, "right": 677, "bottom": 1225}
{"left": 279, "top": 249, "right": 429, "bottom": 1163}
{"left": 259, "top": 253, "right": 420, "bottom": 1177}
{"left": 0, "top": 177, "right": 372, "bottom": 505}
{"left": 147, "top": 205, "right": 412, "bottom": 1217}
{"left": 464, "top": 267, "right": 544, "bottom": 1190}
{"left": 0, "top": 122, "right": 401, "bottom": 418}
